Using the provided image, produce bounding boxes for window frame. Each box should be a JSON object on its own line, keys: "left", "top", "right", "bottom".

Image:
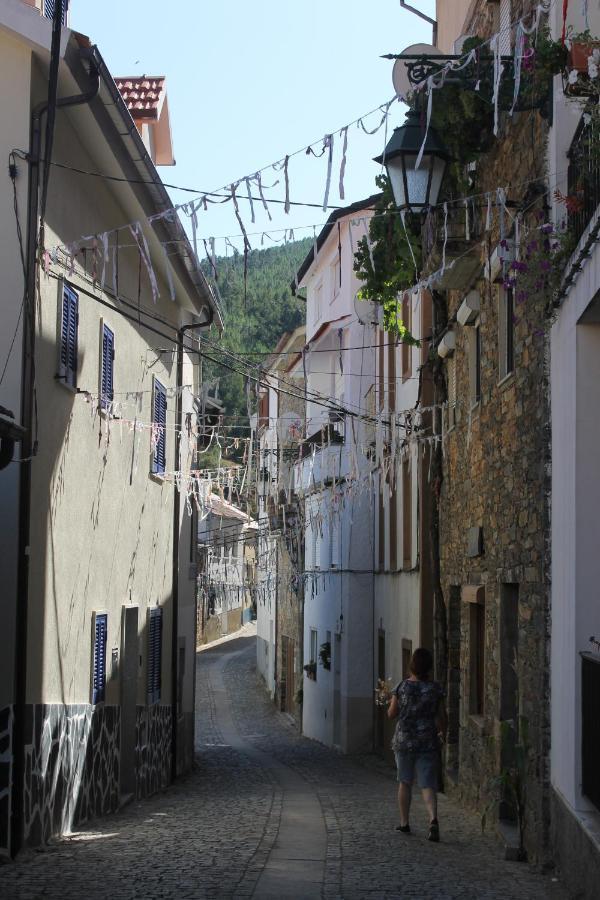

{"left": 468, "top": 319, "right": 482, "bottom": 408}
{"left": 331, "top": 256, "right": 341, "bottom": 301}
{"left": 91, "top": 611, "right": 108, "bottom": 705}
{"left": 59, "top": 282, "right": 78, "bottom": 390}
{"left": 309, "top": 627, "right": 318, "bottom": 665}
{"left": 152, "top": 377, "right": 167, "bottom": 476}
{"left": 100, "top": 321, "right": 115, "bottom": 409}
{"left": 146, "top": 606, "right": 163, "bottom": 706}
{"left": 469, "top": 596, "right": 486, "bottom": 717}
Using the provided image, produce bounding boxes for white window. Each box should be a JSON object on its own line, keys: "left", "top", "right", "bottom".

{"left": 314, "top": 282, "right": 323, "bottom": 325}
{"left": 498, "top": 287, "right": 514, "bottom": 381}
{"left": 332, "top": 256, "right": 341, "bottom": 300}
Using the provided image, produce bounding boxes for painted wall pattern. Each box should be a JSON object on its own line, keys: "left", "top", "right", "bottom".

{"left": 22, "top": 704, "right": 120, "bottom": 846}
{"left": 135, "top": 704, "right": 172, "bottom": 799}
{"left": 0, "top": 705, "right": 14, "bottom": 857}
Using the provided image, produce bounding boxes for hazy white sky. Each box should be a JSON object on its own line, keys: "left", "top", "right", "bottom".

{"left": 74, "top": 0, "right": 436, "bottom": 251}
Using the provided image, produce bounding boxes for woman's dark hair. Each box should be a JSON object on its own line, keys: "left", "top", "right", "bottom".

{"left": 410, "top": 647, "right": 433, "bottom": 679}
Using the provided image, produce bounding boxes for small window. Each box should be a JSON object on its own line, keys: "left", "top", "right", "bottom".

{"left": 401, "top": 292, "right": 412, "bottom": 382}
{"left": 314, "top": 282, "right": 323, "bottom": 325}
{"left": 152, "top": 379, "right": 167, "bottom": 474}
{"left": 498, "top": 287, "right": 514, "bottom": 381}
{"left": 101, "top": 324, "right": 115, "bottom": 408}
{"left": 468, "top": 321, "right": 481, "bottom": 407}
{"left": 402, "top": 457, "right": 412, "bottom": 568}
{"left": 332, "top": 256, "right": 341, "bottom": 299}
{"left": 147, "top": 607, "right": 163, "bottom": 705}
{"left": 59, "top": 283, "right": 78, "bottom": 388}
{"left": 309, "top": 628, "right": 318, "bottom": 664}
{"left": 92, "top": 613, "right": 107, "bottom": 704}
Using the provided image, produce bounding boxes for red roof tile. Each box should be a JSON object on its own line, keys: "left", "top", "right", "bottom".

{"left": 115, "top": 75, "right": 166, "bottom": 121}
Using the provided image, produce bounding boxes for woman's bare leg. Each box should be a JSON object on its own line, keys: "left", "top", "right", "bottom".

{"left": 422, "top": 787, "right": 438, "bottom": 822}
{"left": 399, "top": 782, "right": 412, "bottom": 826}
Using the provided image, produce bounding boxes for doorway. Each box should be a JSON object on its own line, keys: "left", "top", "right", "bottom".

{"left": 120, "top": 605, "right": 138, "bottom": 800}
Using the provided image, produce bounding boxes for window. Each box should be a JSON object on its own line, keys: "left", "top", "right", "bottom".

{"left": 314, "top": 282, "right": 323, "bottom": 324}
{"left": 469, "top": 594, "right": 485, "bottom": 716}
{"left": 389, "top": 474, "right": 398, "bottom": 571}
{"left": 498, "top": 287, "right": 514, "bottom": 380}
{"left": 401, "top": 292, "right": 412, "bottom": 381}
{"left": 309, "top": 628, "right": 318, "bottom": 664}
{"left": 447, "top": 355, "right": 457, "bottom": 427}
{"left": 92, "top": 613, "right": 107, "bottom": 704}
{"left": 378, "top": 482, "right": 385, "bottom": 570}
{"left": 44, "top": 0, "right": 68, "bottom": 25}
{"left": 152, "top": 379, "right": 167, "bottom": 474}
{"left": 100, "top": 323, "right": 115, "bottom": 408}
{"left": 314, "top": 519, "right": 322, "bottom": 570}
{"left": 468, "top": 321, "right": 481, "bottom": 407}
{"left": 388, "top": 338, "right": 396, "bottom": 412}
{"left": 402, "top": 457, "right": 412, "bottom": 568}
{"left": 147, "top": 607, "right": 163, "bottom": 705}
{"left": 59, "top": 283, "right": 78, "bottom": 388}
{"left": 332, "top": 256, "right": 341, "bottom": 299}
{"left": 402, "top": 639, "right": 413, "bottom": 679}
{"left": 330, "top": 514, "right": 340, "bottom": 569}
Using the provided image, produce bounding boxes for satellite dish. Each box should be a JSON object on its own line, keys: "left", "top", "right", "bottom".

{"left": 392, "top": 43, "right": 441, "bottom": 98}
{"left": 354, "top": 291, "right": 382, "bottom": 327}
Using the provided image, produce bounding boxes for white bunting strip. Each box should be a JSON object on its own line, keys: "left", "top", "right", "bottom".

{"left": 339, "top": 126, "right": 349, "bottom": 200}
{"left": 322, "top": 134, "right": 334, "bottom": 212}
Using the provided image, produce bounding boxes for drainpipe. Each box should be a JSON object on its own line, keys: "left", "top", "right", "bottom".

{"left": 171, "top": 313, "right": 213, "bottom": 780}
{"left": 11, "top": 58, "right": 99, "bottom": 858}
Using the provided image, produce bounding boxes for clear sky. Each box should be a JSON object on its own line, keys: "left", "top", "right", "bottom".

{"left": 74, "top": 0, "right": 436, "bottom": 253}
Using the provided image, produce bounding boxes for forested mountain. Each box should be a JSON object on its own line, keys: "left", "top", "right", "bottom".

{"left": 202, "top": 238, "right": 310, "bottom": 420}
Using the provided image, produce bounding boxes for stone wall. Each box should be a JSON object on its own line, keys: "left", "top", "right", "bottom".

{"left": 436, "top": 0, "right": 552, "bottom": 863}
{"left": 22, "top": 704, "right": 120, "bottom": 846}
{"left": 275, "top": 536, "right": 303, "bottom": 722}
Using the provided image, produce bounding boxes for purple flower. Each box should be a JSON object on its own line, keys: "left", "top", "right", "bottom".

{"left": 527, "top": 240, "right": 539, "bottom": 252}
{"left": 540, "top": 259, "right": 551, "bottom": 271}
{"left": 541, "top": 223, "right": 554, "bottom": 234}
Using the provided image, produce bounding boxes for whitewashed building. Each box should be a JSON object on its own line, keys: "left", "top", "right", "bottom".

{"left": 292, "top": 196, "right": 379, "bottom": 753}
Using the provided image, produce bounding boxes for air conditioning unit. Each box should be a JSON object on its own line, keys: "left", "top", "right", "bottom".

{"left": 437, "top": 330, "right": 456, "bottom": 358}
{"left": 485, "top": 240, "right": 515, "bottom": 283}
{"left": 457, "top": 290, "right": 480, "bottom": 326}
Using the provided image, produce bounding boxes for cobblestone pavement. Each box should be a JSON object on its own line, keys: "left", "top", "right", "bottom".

{"left": 1, "top": 635, "right": 568, "bottom": 899}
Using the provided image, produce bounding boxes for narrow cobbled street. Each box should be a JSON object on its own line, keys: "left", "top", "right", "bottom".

{"left": 2, "top": 634, "right": 566, "bottom": 900}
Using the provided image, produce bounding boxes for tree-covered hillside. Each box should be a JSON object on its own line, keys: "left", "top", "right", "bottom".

{"left": 202, "top": 238, "right": 310, "bottom": 419}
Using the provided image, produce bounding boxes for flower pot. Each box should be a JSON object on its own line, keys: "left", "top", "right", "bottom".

{"left": 568, "top": 41, "right": 600, "bottom": 72}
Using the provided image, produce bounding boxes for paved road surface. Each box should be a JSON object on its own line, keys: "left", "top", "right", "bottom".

{"left": 1, "top": 635, "right": 567, "bottom": 899}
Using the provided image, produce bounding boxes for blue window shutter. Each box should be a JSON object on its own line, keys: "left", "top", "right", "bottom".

{"left": 101, "top": 325, "right": 114, "bottom": 407}
{"left": 92, "top": 613, "right": 107, "bottom": 704}
{"left": 153, "top": 380, "right": 167, "bottom": 474}
{"left": 61, "top": 285, "right": 78, "bottom": 388}
{"left": 147, "top": 607, "right": 163, "bottom": 705}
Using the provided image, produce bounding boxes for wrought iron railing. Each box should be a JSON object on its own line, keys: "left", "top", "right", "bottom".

{"left": 581, "top": 651, "right": 600, "bottom": 812}
{"left": 567, "top": 117, "right": 600, "bottom": 247}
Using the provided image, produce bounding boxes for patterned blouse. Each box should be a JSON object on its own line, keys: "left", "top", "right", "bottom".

{"left": 391, "top": 679, "right": 444, "bottom": 753}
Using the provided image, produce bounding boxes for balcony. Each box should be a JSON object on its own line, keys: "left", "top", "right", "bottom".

{"left": 421, "top": 203, "right": 483, "bottom": 290}
{"left": 567, "top": 117, "right": 600, "bottom": 248}
{"left": 581, "top": 652, "right": 600, "bottom": 812}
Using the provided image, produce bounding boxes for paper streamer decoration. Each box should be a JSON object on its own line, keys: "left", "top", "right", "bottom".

{"left": 322, "top": 134, "right": 334, "bottom": 212}
{"left": 339, "top": 126, "right": 348, "bottom": 200}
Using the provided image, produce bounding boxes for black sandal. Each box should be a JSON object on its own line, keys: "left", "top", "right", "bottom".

{"left": 427, "top": 819, "right": 440, "bottom": 842}
{"left": 395, "top": 823, "right": 411, "bottom": 833}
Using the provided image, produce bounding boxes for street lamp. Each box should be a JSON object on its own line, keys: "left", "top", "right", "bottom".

{"left": 374, "top": 107, "right": 450, "bottom": 212}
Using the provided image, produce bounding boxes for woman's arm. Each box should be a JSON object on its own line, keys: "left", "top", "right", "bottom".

{"left": 387, "top": 693, "right": 399, "bottom": 719}
{"left": 436, "top": 699, "right": 448, "bottom": 740}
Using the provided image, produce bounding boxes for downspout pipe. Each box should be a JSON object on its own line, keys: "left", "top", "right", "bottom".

{"left": 11, "top": 60, "right": 99, "bottom": 858}
{"left": 171, "top": 310, "right": 214, "bottom": 781}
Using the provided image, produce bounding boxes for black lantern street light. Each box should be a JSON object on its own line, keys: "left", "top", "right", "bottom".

{"left": 374, "top": 107, "right": 450, "bottom": 212}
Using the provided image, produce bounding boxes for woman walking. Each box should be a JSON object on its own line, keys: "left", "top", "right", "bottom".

{"left": 387, "top": 647, "right": 447, "bottom": 841}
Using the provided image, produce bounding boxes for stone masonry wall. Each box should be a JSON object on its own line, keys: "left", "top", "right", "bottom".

{"left": 437, "top": 0, "right": 551, "bottom": 864}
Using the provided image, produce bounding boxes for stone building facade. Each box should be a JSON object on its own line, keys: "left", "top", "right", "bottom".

{"left": 428, "top": 0, "right": 552, "bottom": 864}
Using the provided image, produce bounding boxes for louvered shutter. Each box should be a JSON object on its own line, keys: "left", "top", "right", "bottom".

{"left": 101, "top": 325, "right": 114, "bottom": 408}
{"left": 92, "top": 613, "right": 107, "bottom": 704}
{"left": 153, "top": 380, "right": 167, "bottom": 474}
{"left": 44, "top": 0, "right": 68, "bottom": 24}
{"left": 147, "top": 607, "right": 163, "bottom": 705}
{"left": 61, "top": 285, "right": 78, "bottom": 388}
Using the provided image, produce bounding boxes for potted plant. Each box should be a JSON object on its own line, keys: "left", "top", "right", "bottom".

{"left": 303, "top": 661, "right": 317, "bottom": 681}
{"left": 318, "top": 641, "right": 331, "bottom": 671}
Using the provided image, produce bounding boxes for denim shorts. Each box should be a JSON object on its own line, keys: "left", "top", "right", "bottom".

{"left": 395, "top": 750, "right": 439, "bottom": 789}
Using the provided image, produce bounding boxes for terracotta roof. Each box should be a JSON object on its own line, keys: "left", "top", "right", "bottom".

{"left": 114, "top": 75, "right": 166, "bottom": 121}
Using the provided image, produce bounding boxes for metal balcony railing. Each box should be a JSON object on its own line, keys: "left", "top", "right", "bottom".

{"left": 567, "top": 117, "right": 600, "bottom": 248}
{"left": 581, "top": 651, "right": 600, "bottom": 812}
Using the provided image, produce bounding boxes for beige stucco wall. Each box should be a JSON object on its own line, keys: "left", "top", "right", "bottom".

{"left": 24, "top": 57, "right": 200, "bottom": 711}
{"left": 0, "top": 29, "right": 32, "bottom": 708}
{"left": 436, "top": 0, "right": 474, "bottom": 51}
